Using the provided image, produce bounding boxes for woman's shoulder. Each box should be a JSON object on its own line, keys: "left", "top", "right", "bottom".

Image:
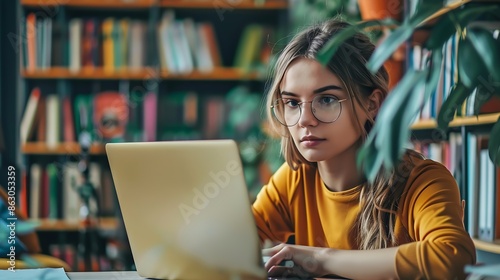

{"left": 404, "top": 150, "right": 452, "bottom": 177}
{"left": 401, "top": 150, "right": 459, "bottom": 195}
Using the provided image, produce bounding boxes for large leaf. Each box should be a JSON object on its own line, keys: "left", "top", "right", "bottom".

{"left": 488, "top": 118, "right": 500, "bottom": 165}
{"left": 467, "top": 27, "right": 500, "bottom": 83}
{"left": 458, "top": 29, "right": 489, "bottom": 89}
{"left": 16, "top": 220, "right": 40, "bottom": 234}
{"left": 473, "top": 85, "right": 494, "bottom": 117}
{"left": 425, "top": 5, "right": 498, "bottom": 50}
{"left": 437, "top": 81, "right": 471, "bottom": 130}
{"left": 359, "top": 69, "right": 428, "bottom": 181}
{"left": 316, "top": 18, "right": 400, "bottom": 66}
{"left": 366, "top": 3, "right": 443, "bottom": 73}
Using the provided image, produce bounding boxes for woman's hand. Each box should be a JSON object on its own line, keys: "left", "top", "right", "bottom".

{"left": 262, "top": 243, "right": 333, "bottom": 278}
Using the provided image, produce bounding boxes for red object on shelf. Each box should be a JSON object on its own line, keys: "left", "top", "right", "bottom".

{"left": 358, "top": 0, "right": 403, "bottom": 21}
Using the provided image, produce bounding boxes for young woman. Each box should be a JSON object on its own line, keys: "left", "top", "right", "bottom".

{"left": 252, "top": 18, "right": 476, "bottom": 279}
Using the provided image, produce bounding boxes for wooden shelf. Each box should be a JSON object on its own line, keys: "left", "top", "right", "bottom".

{"left": 30, "top": 217, "right": 118, "bottom": 231}
{"left": 473, "top": 238, "right": 500, "bottom": 254}
{"left": 21, "top": 67, "right": 263, "bottom": 81}
{"left": 22, "top": 142, "right": 106, "bottom": 155}
{"left": 417, "top": 0, "right": 471, "bottom": 28}
{"left": 160, "top": 0, "right": 287, "bottom": 9}
{"left": 411, "top": 113, "right": 500, "bottom": 130}
{"left": 412, "top": 0, "right": 500, "bottom": 45}
{"left": 22, "top": 67, "right": 159, "bottom": 80}
{"left": 21, "top": 0, "right": 156, "bottom": 8}
{"left": 161, "top": 67, "right": 261, "bottom": 80}
{"left": 21, "top": 0, "right": 287, "bottom": 9}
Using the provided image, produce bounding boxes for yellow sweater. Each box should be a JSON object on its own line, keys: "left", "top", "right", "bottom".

{"left": 252, "top": 157, "right": 476, "bottom": 279}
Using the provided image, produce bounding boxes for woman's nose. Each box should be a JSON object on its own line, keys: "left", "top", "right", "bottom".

{"left": 297, "top": 103, "right": 318, "bottom": 127}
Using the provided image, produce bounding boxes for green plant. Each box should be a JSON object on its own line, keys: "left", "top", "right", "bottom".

{"left": 290, "top": 0, "right": 360, "bottom": 29}
{"left": 0, "top": 197, "right": 40, "bottom": 267}
{"left": 317, "top": 0, "right": 500, "bottom": 181}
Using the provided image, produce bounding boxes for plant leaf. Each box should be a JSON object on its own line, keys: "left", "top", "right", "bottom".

{"left": 467, "top": 27, "right": 500, "bottom": 83}
{"left": 458, "top": 30, "right": 488, "bottom": 89}
{"left": 359, "top": 69, "right": 427, "bottom": 181}
{"left": 16, "top": 220, "right": 40, "bottom": 234}
{"left": 473, "top": 85, "right": 494, "bottom": 116}
{"left": 367, "top": 3, "right": 443, "bottom": 73}
{"left": 316, "top": 18, "right": 400, "bottom": 66}
{"left": 437, "top": 81, "right": 471, "bottom": 130}
{"left": 425, "top": 5, "right": 497, "bottom": 50}
{"left": 488, "top": 118, "right": 500, "bottom": 165}
{"left": 375, "top": 69, "right": 428, "bottom": 167}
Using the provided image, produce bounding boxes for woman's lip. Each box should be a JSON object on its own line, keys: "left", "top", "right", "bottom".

{"left": 300, "top": 136, "right": 324, "bottom": 142}
{"left": 300, "top": 139, "right": 325, "bottom": 147}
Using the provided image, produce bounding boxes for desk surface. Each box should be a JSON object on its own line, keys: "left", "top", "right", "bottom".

{"left": 66, "top": 271, "right": 340, "bottom": 280}
{"left": 67, "top": 271, "right": 143, "bottom": 279}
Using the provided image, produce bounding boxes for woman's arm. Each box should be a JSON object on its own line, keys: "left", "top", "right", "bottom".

{"left": 263, "top": 161, "right": 476, "bottom": 279}
{"left": 263, "top": 243, "right": 398, "bottom": 280}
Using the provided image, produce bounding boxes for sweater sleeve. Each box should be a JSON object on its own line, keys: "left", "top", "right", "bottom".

{"left": 395, "top": 160, "right": 476, "bottom": 279}
{"left": 252, "top": 163, "right": 294, "bottom": 243}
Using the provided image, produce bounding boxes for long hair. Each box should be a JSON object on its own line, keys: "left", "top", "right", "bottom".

{"left": 265, "top": 18, "right": 420, "bottom": 249}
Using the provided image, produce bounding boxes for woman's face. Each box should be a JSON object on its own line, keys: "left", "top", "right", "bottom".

{"left": 279, "top": 58, "right": 369, "bottom": 163}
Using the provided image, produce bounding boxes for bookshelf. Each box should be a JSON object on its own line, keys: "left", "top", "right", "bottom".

{"left": 21, "top": 0, "right": 287, "bottom": 9}
{"left": 405, "top": 0, "right": 500, "bottom": 262}
{"left": 18, "top": 0, "right": 288, "bottom": 271}
{"left": 22, "top": 67, "right": 262, "bottom": 80}
{"left": 473, "top": 239, "right": 500, "bottom": 255}
{"left": 31, "top": 217, "right": 118, "bottom": 232}
{"left": 411, "top": 113, "right": 500, "bottom": 130}
{"left": 22, "top": 142, "right": 106, "bottom": 155}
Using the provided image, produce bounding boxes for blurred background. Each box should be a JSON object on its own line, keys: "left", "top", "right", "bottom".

{"left": 5, "top": 0, "right": 499, "bottom": 273}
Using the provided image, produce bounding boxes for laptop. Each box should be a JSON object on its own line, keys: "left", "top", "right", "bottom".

{"left": 106, "top": 139, "right": 267, "bottom": 280}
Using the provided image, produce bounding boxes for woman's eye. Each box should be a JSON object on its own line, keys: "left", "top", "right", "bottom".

{"left": 284, "top": 99, "right": 299, "bottom": 107}
{"left": 319, "top": 96, "right": 337, "bottom": 105}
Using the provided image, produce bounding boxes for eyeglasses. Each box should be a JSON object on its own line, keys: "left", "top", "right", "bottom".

{"left": 271, "top": 95, "right": 348, "bottom": 127}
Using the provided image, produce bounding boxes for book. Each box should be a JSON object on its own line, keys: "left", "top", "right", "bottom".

{"left": 36, "top": 95, "right": 46, "bottom": 142}
{"left": 82, "top": 18, "right": 98, "bottom": 69}
{"left": 45, "top": 94, "right": 61, "bottom": 149}
{"left": 73, "top": 94, "right": 94, "bottom": 143}
{"left": 29, "top": 163, "right": 42, "bottom": 219}
{"left": 129, "top": 20, "right": 146, "bottom": 70}
{"left": 62, "top": 95, "right": 76, "bottom": 142}
{"left": 199, "top": 22, "right": 222, "bottom": 67}
{"left": 93, "top": 92, "right": 128, "bottom": 141}
{"left": 51, "top": 20, "right": 66, "bottom": 67}
{"left": 102, "top": 18, "right": 115, "bottom": 73}
{"left": 47, "top": 163, "right": 59, "bottom": 219}
{"left": 234, "top": 24, "right": 264, "bottom": 72}
{"left": 466, "top": 133, "right": 479, "bottom": 237}
{"left": 171, "top": 20, "right": 194, "bottom": 73}
{"left": 25, "top": 12, "right": 36, "bottom": 71}
{"left": 143, "top": 92, "right": 157, "bottom": 142}
{"left": 20, "top": 87, "right": 41, "bottom": 144}
{"left": 158, "top": 10, "right": 179, "bottom": 73}
{"left": 62, "top": 162, "right": 82, "bottom": 222}
{"left": 69, "top": 18, "right": 82, "bottom": 73}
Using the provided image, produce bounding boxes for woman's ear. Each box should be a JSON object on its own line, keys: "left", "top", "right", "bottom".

{"left": 367, "top": 89, "right": 383, "bottom": 118}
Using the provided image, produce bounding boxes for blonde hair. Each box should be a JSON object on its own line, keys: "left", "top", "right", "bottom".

{"left": 266, "top": 18, "right": 420, "bottom": 249}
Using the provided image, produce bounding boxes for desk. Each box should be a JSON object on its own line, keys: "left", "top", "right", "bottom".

{"left": 66, "top": 271, "right": 340, "bottom": 280}
{"left": 67, "top": 271, "right": 142, "bottom": 279}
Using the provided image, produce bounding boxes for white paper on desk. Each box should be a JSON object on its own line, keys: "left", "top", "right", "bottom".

{"left": 0, "top": 267, "right": 70, "bottom": 280}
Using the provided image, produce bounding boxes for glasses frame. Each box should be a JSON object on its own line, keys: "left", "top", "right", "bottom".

{"left": 271, "top": 96, "right": 348, "bottom": 127}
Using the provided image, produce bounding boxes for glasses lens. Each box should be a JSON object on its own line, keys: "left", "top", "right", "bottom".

{"left": 272, "top": 99, "right": 300, "bottom": 126}
{"left": 312, "top": 95, "right": 342, "bottom": 123}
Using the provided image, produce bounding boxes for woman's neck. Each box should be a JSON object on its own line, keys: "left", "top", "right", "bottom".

{"left": 317, "top": 141, "right": 366, "bottom": 192}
